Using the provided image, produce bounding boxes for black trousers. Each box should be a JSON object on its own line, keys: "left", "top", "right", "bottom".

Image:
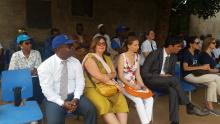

{"left": 144, "top": 76, "right": 190, "bottom": 122}
{"left": 27, "top": 77, "right": 45, "bottom": 105}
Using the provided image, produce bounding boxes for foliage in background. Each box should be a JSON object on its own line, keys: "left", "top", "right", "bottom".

{"left": 172, "top": 0, "right": 220, "bottom": 19}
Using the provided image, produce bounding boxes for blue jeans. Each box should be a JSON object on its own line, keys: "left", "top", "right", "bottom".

{"left": 44, "top": 94, "right": 97, "bottom": 124}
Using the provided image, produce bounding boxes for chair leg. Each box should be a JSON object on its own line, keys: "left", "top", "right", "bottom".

{"left": 204, "top": 88, "right": 207, "bottom": 100}
{"left": 76, "top": 114, "right": 80, "bottom": 120}
{"left": 188, "top": 91, "right": 192, "bottom": 102}
{"left": 151, "top": 95, "right": 159, "bottom": 122}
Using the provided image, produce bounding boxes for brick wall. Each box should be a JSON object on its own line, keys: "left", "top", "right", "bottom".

{"left": 0, "top": 0, "right": 158, "bottom": 48}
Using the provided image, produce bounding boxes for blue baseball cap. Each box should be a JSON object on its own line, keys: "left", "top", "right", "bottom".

{"left": 16, "top": 34, "right": 31, "bottom": 44}
{"left": 52, "top": 34, "right": 74, "bottom": 49}
{"left": 116, "top": 25, "right": 129, "bottom": 33}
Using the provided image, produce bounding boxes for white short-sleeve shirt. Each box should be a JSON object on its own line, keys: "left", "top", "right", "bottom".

{"left": 140, "top": 40, "right": 157, "bottom": 65}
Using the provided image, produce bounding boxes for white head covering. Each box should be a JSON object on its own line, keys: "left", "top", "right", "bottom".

{"left": 97, "top": 24, "right": 104, "bottom": 30}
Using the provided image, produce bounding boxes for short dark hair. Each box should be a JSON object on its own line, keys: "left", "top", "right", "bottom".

{"left": 186, "top": 36, "right": 198, "bottom": 48}
{"left": 146, "top": 29, "right": 155, "bottom": 36}
{"left": 164, "top": 36, "right": 182, "bottom": 47}
{"left": 50, "top": 28, "right": 60, "bottom": 35}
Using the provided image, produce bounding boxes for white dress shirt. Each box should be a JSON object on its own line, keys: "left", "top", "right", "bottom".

{"left": 37, "top": 54, "right": 85, "bottom": 106}
{"left": 160, "top": 48, "right": 170, "bottom": 74}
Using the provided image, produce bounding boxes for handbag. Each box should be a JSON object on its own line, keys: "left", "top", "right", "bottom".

{"left": 191, "top": 70, "right": 209, "bottom": 76}
{"left": 95, "top": 81, "right": 118, "bottom": 97}
{"left": 83, "top": 53, "right": 119, "bottom": 97}
{"left": 86, "top": 71, "right": 118, "bottom": 97}
{"left": 124, "top": 84, "right": 153, "bottom": 99}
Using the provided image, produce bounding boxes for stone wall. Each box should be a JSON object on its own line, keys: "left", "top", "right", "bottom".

{"left": 0, "top": 0, "right": 158, "bottom": 48}
{"left": 189, "top": 13, "right": 220, "bottom": 39}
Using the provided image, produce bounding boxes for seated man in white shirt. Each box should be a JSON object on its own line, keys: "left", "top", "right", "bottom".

{"left": 38, "top": 34, "right": 96, "bottom": 124}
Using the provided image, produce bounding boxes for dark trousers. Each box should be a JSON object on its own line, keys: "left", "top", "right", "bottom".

{"left": 44, "top": 94, "right": 97, "bottom": 124}
{"left": 145, "top": 76, "right": 190, "bottom": 122}
{"left": 28, "top": 77, "right": 45, "bottom": 104}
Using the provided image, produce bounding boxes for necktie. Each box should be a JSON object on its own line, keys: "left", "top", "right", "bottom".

{"left": 150, "top": 42, "right": 154, "bottom": 51}
{"left": 60, "top": 60, "right": 68, "bottom": 100}
{"left": 163, "top": 56, "right": 170, "bottom": 74}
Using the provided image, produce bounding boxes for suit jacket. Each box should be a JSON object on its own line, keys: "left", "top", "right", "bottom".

{"left": 141, "top": 48, "right": 177, "bottom": 82}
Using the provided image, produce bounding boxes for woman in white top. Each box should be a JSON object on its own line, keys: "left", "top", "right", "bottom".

{"left": 140, "top": 30, "right": 157, "bottom": 65}
{"left": 9, "top": 34, "right": 41, "bottom": 75}
{"left": 9, "top": 34, "right": 43, "bottom": 104}
{"left": 118, "top": 36, "right": 153, "bottom": 124}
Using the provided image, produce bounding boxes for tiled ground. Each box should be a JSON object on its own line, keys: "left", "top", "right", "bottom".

{"left": 1, "top": 88, "right": 220, "bottom": 124}
{"left": 66, "top": 88, "right": 220, "bottom": 124}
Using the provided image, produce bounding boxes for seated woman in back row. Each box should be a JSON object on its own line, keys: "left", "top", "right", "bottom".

{"left": 82, "top": 36, "right": 128, "bottom": 124}
{"left": 9, "top": 34, "right": 44, "bottom": 104}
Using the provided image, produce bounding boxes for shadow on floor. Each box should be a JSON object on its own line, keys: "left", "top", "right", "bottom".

{"left": 66, "top": 88, "right": 220, "bottom": 124}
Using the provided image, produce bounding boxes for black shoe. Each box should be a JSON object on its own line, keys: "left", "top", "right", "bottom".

{"left": 171, "top": 121, "right": 179, "bottom": 124}
{"left": 187, "top": 106, "right": 209, "bottom": 116}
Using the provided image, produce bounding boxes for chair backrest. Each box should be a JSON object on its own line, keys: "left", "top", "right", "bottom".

{"left": 1, "top": 69, "right": 33, "bottom": 102}
{"left": 175, "top": 62, "right": 183, "bottom": 79}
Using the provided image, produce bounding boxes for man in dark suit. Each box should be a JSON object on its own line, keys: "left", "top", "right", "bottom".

{"left": 141, "top": 36, "right": 209, "bottom": 124}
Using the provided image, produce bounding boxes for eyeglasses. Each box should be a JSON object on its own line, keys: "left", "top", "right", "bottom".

{"left": 194, "top": 42, "right": 200, "bottom": 45}
{"left": 97, "top": 42, "right": 106, "bottom": 46}
{"left": 24, "top": 42, "right": 31, "bottom": 45}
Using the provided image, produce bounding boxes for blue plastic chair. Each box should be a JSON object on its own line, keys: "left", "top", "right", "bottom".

{"left": 175, "top": 62, "right": 196, "bottom": 101}
{"left": 0, "top": 69, "right": 43, "bottom": 124}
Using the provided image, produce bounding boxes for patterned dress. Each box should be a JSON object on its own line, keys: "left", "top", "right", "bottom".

{"left": 122, "top": 53, "right": 139, "bottom": 84}
{"left": 8, "top": 50, "right": 41, "bottom": 70}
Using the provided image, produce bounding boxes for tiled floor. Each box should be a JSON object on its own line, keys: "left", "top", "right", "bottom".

{"left": 66, "top": 88, "right": 220, "bottom": 124}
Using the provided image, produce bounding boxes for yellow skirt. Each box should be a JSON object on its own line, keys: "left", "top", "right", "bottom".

{"left": 84, "top": 87, "right": 129, "bottom": 115}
